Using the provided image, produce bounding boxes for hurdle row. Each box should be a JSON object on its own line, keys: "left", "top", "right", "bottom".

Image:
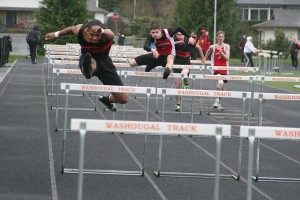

{"left": 69, "top": 118, "right": 300, "bottom": 200}
{"left": 50, "top": 65, "right": 300, "bottom": 126}
{"left": 50, "top": 65, "right": 263, "bottom": 119}
{"left": 57, "top": 83, "right": 300, "bottom": 185}
{"left": 256, "top": 50, "right": 284, "bottom": 75}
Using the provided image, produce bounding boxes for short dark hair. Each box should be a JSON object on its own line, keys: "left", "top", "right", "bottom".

{"left": 150, "top": 23, "right": 160, "bottom": 31}
{"left": 87, "top": 19, "right": 106, "bottom": 30}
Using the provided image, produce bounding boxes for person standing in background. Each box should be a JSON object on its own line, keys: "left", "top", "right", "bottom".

{"left": 197, "top": 29, "right": 211, "bottom": 59}
{"left": 117, "top": 30, "right": 125, "bottom": 46}
{"left": 243, "top": 36, "right": 260, "bottom": 67}
{"left": 26, "top": 25, "right": 40, "bottom": 64}
{"left": 290, "top": 38, "right": 299, "bottom": 69}
{"left": 238, "top": 34, "right": 247, "bottom": 64}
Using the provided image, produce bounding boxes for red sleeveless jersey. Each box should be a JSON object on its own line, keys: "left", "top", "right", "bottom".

{"left": 212, "top": 45, "right": 228, "bottom": 75}
{"left": 155, "top": 29, "right": 175, "bottom": 55}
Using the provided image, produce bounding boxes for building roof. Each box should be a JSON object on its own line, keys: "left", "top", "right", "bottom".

{"left": 252, "top": 9, "right": 300, "bottom": 28}
{"left": 87, "top": 0, "right": 108, "bottom": 14}
{"left": 236, "top": 0, "right": 300, "bottom": 6}
{"left": 0, "top": 0, "right": 40, "bottom": 11}
{"left": 0, "top": 0, "right": 109, "bottom": 13}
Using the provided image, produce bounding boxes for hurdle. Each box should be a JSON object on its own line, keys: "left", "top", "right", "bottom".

{"left": 252, "top": 92, "right": 300, "bottom": 182}
{"left": 70, "top": 119, "right": 231, "bottom": 200}
{"left": 157, "top": 88, "right": 251, "bottom": 123}
{"left": 46, "top": 59, "right": 79, "bottom": 94}
{"left": 154, "top": 88, "right": 248, "bottom": 181}
{"left": 60, "top": 84, "right": 156, "bottom": 173}
{"left": 240, "top": 126, "right": 300, "bottom": 200}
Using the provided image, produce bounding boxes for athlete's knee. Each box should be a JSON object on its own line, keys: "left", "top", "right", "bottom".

{"left": 129, "top": 59, "right": 137, "bottom": 67}
{"left": 216, "top": 80, "right": 224, "bottom": 89}
{"left": 119, "top": 94, "right": 128, "bottom": 104}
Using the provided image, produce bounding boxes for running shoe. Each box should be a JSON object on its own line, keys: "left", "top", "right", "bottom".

{"left": 82, "top": 53, "right": 93, "bottom": 79}
{"left": 99, "top": 96, "right": 117, "bottom": 112}
{"left": 163, "top": 67, "right": 171, "bottom": 79}
{"left": 213, "top": 102, "right": 224, "bottom": 111}
{"left": 145, "top": 65, "right": 155, "bottom": 72}
{"left": 183, "top": 84, "right": 189, "bottom": 89}
{"left": 175, "top": 104, "right": 181, "bottom": 112}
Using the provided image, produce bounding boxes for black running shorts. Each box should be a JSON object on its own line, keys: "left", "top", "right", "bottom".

{"left": 134, "top": 53, "right": 168, "bottom": 68}
{"left": 79, "top": 55, "right": 123, "bottom": 86}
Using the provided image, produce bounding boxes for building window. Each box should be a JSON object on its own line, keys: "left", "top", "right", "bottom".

{"left": 6, "top": 11, "right": 17, "bottom": 25}
{"left": 241, "top": 8, "right": 271, "bottom": 21}
{"left": 251, "top": 10, "right": 258, "bottom": 20}
{"left": 243, "top": 9, "right": 248, "bottom": 20}
{"left": 260, "top": 10, "right": 268, "bottom": 20}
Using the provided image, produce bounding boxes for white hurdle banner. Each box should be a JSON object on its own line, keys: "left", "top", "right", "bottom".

{"left": 240, "top": 126, "right": 300, "bottom": 200}
{"left": 70, "top": 118, "right": 231, "bottom": 200}
{"left": 207, "top": 66, "right": 259, "bottom": 73}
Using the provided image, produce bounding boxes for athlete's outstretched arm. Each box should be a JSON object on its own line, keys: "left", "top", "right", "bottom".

{"left": 44, "top": 24, "right": 82, "bottom": 40}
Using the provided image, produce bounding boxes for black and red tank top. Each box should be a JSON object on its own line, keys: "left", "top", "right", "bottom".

{"left": 78, "top": 24, "right": 113, "bottom": 57}
{"left": 155, "top": 29, "right": 175, "bottom": 56}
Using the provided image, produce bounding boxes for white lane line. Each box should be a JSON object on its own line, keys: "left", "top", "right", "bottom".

{"left": 43, "top": 66, "right": 58, "bottom": 200}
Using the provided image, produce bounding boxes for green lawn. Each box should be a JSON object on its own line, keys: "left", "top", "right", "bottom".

{"left": 230, "top": 58, "right": 300, "bottom": 93}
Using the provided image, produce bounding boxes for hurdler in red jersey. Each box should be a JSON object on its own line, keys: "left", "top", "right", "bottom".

{"left": 129, "top": 23, "right": 196, "bottom": 79}
{"left": 204, "top": 31, "right": 230, "bottom": 111}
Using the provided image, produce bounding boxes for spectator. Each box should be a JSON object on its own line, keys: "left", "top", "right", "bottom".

{"left": 290, "top": 38, "right": 299, "bottom": 69}
{"left": 26, "top": 25, "right": 40, "bottom": 64}
{"left": 117, "top": 31, "right": 125, "bottom": 46}
{"left": 197, "top": 29, "right": 211, "bottom": 59}
{"left": 244, "top": 36, "right": 260, "bottom": 67}
{"left": 238, "top": 34, "right": 247, "bottom": 64}
{"left": 4, "top": 35, "right": 12, "bottom": 63}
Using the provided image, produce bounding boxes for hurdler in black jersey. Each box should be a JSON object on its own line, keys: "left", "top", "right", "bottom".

{"left": 45, "top": 19, "right": 128, "bottom": 111}
{"left": 172, "top": 32, "right": 205, "bottom": 111}
{"left": 129, "top": 23, "right": 196, "bottom": 79}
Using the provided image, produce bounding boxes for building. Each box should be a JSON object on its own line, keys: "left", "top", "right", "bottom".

{"left": 0, "top": 0, "right": 108, "bottom": 30}
{"left": 236, "top": 0, "right": 300, "bottom": 42}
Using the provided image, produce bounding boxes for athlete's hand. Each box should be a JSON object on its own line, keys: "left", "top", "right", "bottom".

{"left": 188, "top": 37, "right": 196, "bottom": 45}
{"left": 200, "top": 57, "right": 206, "bottom": 64}
{"left": 151, "top": 49, "right": 159, "bottom": 58}
{"left": 44, "top": 32, "right": 56, "bottom": 41}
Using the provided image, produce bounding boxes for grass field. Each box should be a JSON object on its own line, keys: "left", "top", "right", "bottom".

{"left": 8, "top": 55, "right": 300, "bottom": 93}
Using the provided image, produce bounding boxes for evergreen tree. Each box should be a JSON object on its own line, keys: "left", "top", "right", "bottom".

{"left": 36, "top": 0, "right": 91, "bottom": 46}
{"left": 98, "top": 0, "right": 120, "bottom": 12}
